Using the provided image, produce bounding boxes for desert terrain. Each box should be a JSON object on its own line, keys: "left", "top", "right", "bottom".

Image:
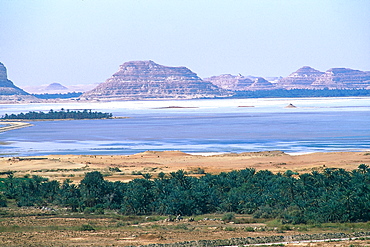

{"left": 1, "top": 151, "right": 370, "bottom": 246}
{"left": 1, "top": 150, "right": 369, "bottom": 183}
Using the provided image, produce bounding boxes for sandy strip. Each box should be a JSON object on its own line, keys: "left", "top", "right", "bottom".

{"left": 1, "top": 151, "right": 370, "bottom": 183}
{"left": 0, "top": 121, "right": 33, "bottom": 133}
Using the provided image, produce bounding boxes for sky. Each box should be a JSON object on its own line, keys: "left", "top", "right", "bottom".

{"left": 0, "top": 0, "right": 369, "bottom": 88}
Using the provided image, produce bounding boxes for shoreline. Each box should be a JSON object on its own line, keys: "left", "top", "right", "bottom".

{"left": 0, "top": 117, "right": 128, "bottom": 133}
{"left": 0, "top": 121, "right": 33, "bottom": 133}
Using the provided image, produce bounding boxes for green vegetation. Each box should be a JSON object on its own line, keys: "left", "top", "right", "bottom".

{"left": 1, "top": 109, "right": 113, "bottom": 120}
{"left": 33, "top": 92, "right": 83, "bottom": 99}
{"left": 1, "top": 165, "right": 370, "bottom": 224}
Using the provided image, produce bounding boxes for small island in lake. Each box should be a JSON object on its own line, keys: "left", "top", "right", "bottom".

{"left": 1, "top": 109, "right": 113, "bottom": 120}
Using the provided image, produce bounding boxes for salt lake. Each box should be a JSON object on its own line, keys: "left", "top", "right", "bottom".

{"left": 0, "top": 97, "right": 369, "bottom": 156}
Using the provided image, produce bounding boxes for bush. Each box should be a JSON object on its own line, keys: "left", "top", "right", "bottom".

{"left": 80, "top": 224, "right": 95, "bottom": 231}
{"left": 109, "top": 167, "right": 121, "bottom": 172}
{"left": 222, "top": 212, "right": 235, "bottom": 222}
{"left": 245, "top": 226, "right": 255, "bottom": 232}
{"left": 83, "top": 207, "right": 94, "bottom": 214}
{"left": 0, "top": 194, "right": 7, "bottom": 207}
{"left": 224, "top": 226, "right": 235, "bottom": 231}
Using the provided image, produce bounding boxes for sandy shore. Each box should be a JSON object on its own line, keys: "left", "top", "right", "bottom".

{"left": 0, "top": 121, "right": 33, "bottom": 133}
{"left": 1, "top": 150, "right": 369, "bottom": 182}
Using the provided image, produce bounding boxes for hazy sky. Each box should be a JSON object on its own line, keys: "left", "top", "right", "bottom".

{"left": 1, "top": 0, "right": 369, "bottom": 87}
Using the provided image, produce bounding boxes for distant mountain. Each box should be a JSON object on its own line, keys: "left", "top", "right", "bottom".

{"left": 249, "top": 77, "right": 276, "bottom": 90}
{"left": 44, "top": 83, "right": 68, "bottom": 91}
{"left": 204, "top": 74, "right": 276, "bottom": 91}
{"left": 203, "top": 74, "right": 254, "bottom": 91}
{"left": 276, "top": 66, "right": 325, "bottom": 89}
{"left": 0, "top": 62, "right": 37, "bottom": 102}
{"left": 82, "top": 60, "right": 230, "bottom": 100}
{"left": 311, "top": 68, "right": 370, "bottom": 89}
{"left": 23, "top": 83, "right": 97, "bottom": 94}
{"left": 276, "top": 66, "right": 370, "bottom": 89}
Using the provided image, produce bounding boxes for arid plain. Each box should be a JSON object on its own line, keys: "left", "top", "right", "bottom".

{"left": 1, "top": 150, "right": 370, "bottom": 183}
{"left": 1, "top": 151, "right": 370, "bottom": 246}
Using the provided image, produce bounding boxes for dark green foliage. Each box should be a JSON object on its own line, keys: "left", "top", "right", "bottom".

{"left": 222, "top": 212, "right": 235, "bottom": 222}
{"left": 80, "top": 224, "right": 95, "bottom": 231}
{"left": 2, "top": 174, "right": 60, "bottom": 207}
{"left": 1, "top": 109, "right": 112, "bottom": 120}
{"left": 59, "top": 179, "right": 81, "bottom": 211}
{"left": 80, "top": 171, "right": 109, "bottom": 208}
{"left": 108, "top": 167, "right": 121, "bottom": 172}
{"left": 0, "top": 193, "right": 7, "bottom": 207}
{"left": 1, "top": 166, "right": 370, "bottom": 223}
{"left": 33, "top": 92, "right": 83, "bottom": 99}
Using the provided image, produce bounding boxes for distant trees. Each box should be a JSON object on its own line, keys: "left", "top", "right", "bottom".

{"left": 1, "top": 165, "right": 370, "bottom": 224}
{"left": 1, "top": 109, "right": 113, "bottom": 120}
{"left": 33, "top": 92, "right": 83, "bottom": 99}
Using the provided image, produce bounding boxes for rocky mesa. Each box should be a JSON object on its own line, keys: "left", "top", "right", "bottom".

{"left": 82, "top": 61, "right": 230, "bottom": 100}
{"left": 276, "top": 66, "right": 370, "bottom": 89}
{"left": 0, "top": 62, "right": 37, "bottom": 102}
{"left": 276, "top": 66, "right": 324, "bottom": 89}
{"left": 203, "top": 74, "right": 254, "bottom": 91}
{"left": 204, "top": 74, "right": 276, "bottom": 91}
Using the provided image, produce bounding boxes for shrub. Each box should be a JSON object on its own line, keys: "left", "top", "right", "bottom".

{"left": 0, "top": 194, "right": 7, "bottom": 207}
{"left": 222, "top": 212, "right": 235, "bottom": 222}
{"left": 224, "top": 226, "right": 235, "bottom": 231}
{"left": 245, "top": 226, "right": 255, "bottom": 232}
{"left": 80, "top": 224, "right": 95, "bottom": 231}
{"left": 109, "top": 167, "right": 121, "bottom": 172}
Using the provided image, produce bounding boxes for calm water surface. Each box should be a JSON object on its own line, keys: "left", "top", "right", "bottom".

{"left": 0, "top": 97, "right": 369, "bottom": 156}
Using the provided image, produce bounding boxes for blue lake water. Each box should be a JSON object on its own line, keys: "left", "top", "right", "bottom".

{"left": 0, "top": 97, "right": 369, "bottom": 156}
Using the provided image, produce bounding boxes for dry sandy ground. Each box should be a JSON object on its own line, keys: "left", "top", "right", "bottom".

{"left": 0, "top": 210, "right": 369, "bottom": 247}
{"left": 1, "top": 151, "right": 370, "bottom": 246}
{"left": 1, "top": 150, "right": 369, "bottom": 182}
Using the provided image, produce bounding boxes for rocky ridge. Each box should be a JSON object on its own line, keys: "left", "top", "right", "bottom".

{"left": 276, "top": 66, "right": 370, "bottom": 89}
{"left": 276, "top": 66, "right": 325, "bottom": 89}
{"left": 44, "top": 83, "right": 69, "bottom": 91}
{"left": 311, "top": 68, "right": 370, "bottom": 89}
{"left": 0, "top": 62, "right": 37, "bottom": 102}
{"left": 204, "top": 74, "right": 276, "bottom": 91}
{"left": 249, "top": 77, "right": 276, "bottom": 90}
{"left": 203, "top": 74, "right": 254, "bottom": 91}
{"left": 207, "top": 66, "right": 370, "bottom": 91}
{"left": 82, "top": 61, "right": 230, "bottom": 100}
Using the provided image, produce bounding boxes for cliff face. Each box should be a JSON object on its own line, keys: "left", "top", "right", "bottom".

{"left": 204, "top": 74, "right": 276, "bottom": 91}
{"left": 276, "top": 66, "right": 325, "bottom": 89}
{"left": 203, "top": 74, "right": 254, "bottom": 91}
{"left": 277, "top": 66, "right": 370, "bottom": 89}
{"left": 0, "top": 62, "right": 32, "bottom": 97}
{"left": 249, "top": 77, "right": 276, "bottom": 90}
{"left": 82, "top": 61, "right": 230, "bottom": 99}
{"left": 311, "top": 68, "right": 370, "bottom": 89}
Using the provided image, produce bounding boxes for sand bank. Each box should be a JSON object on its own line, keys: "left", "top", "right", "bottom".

{"left": 0, "top": 121, "right": 33, "bottom": 133}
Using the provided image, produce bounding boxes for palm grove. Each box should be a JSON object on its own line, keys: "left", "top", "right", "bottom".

{"left": 1, "top": 109, "right": 113, "bottom": 120}
{"left": 1, "top": 165, "right": 370, "bottom": 224}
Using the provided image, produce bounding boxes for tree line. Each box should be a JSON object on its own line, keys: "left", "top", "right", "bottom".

{"left": 1, "top": 165, "right": 369, "bottom": 224}
{"left": 33, "top": 92, "right": 83, "bottom": 99}
{"left": 1, "top": 109, "right": 113, "bottom": 120}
